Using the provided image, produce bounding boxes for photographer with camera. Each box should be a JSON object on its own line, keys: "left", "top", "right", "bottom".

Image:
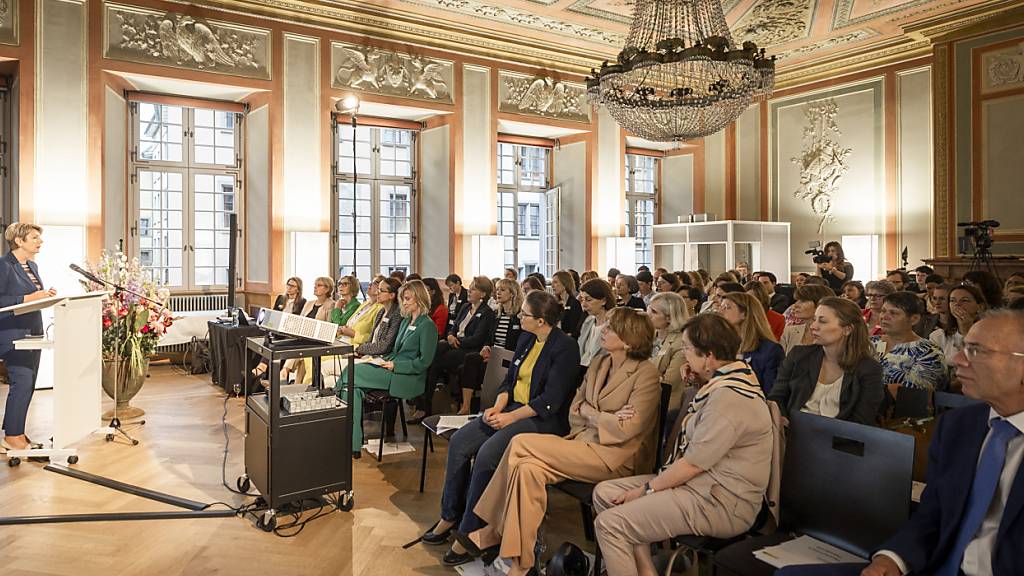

{"left": 810, "top": 241, "right": 853, "bottom": 293}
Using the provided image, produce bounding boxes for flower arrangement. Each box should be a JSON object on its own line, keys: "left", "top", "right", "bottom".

{"left": 80, "top": 250, "right": 175, "bottom": 378}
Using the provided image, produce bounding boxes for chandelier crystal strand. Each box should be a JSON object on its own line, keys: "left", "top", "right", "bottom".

{"left": 588, "top": 0, "right": 775, "bottom": 142}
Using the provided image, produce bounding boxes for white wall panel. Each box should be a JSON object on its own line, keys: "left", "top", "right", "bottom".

{"left": 420, "top": 125, "right": 451, "bottom": 278}
{"left": 553, "top": 141, "right": 586, "bottom": 271}
{"left": 246, "top": 105, "right": 270, "bottom": 283}
{"left": 281, "top": 34, "right": 321, "bottom": 231}
{"left": 103, "top": 88, "right": 126, "bottom": 252}
{"left": 897, "top": 68, "right": 933, "bottom": 265}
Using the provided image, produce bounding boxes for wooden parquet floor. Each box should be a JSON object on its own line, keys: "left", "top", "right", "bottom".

{"left": 0, "top": 364, "right": 591, "bottom": 576}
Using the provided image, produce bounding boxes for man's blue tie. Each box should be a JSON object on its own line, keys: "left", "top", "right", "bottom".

{"left": 936, "top": 418, "right": 1021, "bottom": 576}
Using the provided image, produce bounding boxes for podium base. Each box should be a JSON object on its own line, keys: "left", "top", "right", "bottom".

{"left": 103, "top": 406, "right": 145, "bottom": 420}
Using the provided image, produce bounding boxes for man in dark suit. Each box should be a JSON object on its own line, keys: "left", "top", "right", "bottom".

{"left": 756, "top": 271, "right": 792, "bottom": 314}
{"left": 777, "top": 309, "right": 1024, "bottom": 576}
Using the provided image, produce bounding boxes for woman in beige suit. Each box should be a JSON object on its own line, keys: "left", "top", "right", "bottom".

{"left": 454, "top": 307, "right": 661, "bottom": 576}
{"left": 647, "top": 292, "right": 689, "bottom": 411}
{"left": 591, "top": 313, "right": 773, "bottom": 576}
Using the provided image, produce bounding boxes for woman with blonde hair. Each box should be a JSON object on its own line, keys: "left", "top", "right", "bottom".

{"left": 350, "top": 280, "right": 439, "bottom": 454}
{"left": 455, "top": 307, "right": 660, "bottom": 575}
{"left": 647, "top": 292, "right": 690, "bottom": 411}
{"left": 718, "top": 292, "right": 785, "bottom": 393}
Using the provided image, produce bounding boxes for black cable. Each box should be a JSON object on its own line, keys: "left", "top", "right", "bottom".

{"left": 221, "top": 393, "right": 260, "bottom": 497}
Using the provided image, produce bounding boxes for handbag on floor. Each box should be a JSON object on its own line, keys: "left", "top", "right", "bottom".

{"left": 545, "top": 542, "right": 590, "bottom": 576}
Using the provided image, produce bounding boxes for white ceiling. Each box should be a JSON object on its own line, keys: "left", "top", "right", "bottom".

{"left": 625, "top": 136, "right": 684, "bottom": 151}
{"left": 498, "top": 119, "right": 589, "bottom": 140}
{"left": 111, "top": 71, "right": 267, "bottom": 102}
{"left": 349, "top": 100, "right": 452, "bottom": 122}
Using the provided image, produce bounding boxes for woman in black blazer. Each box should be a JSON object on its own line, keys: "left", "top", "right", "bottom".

{"left": 272, "top": 276, "right": 306, "bottom": 315}
{"left": 419, "top": 290, "right": 581, "bottom": 565}
{"left": 430, "top": 276, "right": 498, "bottom": 414}
{"left": 767, "top": 297, "right": 884, "bottom": 426}
{"left": 552, "top": 270, "right": 583, "bottom": 338}
{"left": 0, "top": 224, "right": 56, "bottom": 452}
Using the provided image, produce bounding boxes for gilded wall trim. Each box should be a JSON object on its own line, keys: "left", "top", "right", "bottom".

{"left": 103, "top": 3, "right": 272, "bottom": 80}
{"left": 981, "top": 41, "right": 1024, "bottom": 93}
{"left": 932, "top": 44, "right": 950, "bottom": 258}
{"left": 0, "top": 0, "right": 18, "bottom": 46}
{"left": 331, "top": 41, "right": 454, "bottom": 104}
{"left": 497, "top": 71, "right": 590, "bottom": 123}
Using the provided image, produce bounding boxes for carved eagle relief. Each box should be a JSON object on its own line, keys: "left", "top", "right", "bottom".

{"left": 115, "top": 11, "right": 261, "bottom": 72}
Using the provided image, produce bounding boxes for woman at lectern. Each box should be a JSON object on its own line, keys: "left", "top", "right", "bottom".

{"left": 0, "top": 223, "right": 56, "bottom": 453}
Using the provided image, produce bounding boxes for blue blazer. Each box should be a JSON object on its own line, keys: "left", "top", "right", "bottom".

{"left": 445, "top": 302, "right": 496, "bottom": 352}
{"left": 743, "top": 337, "right": 784, "bottom": 394}
{"left": 497, "top": 328, "right": 581, "bottom": 434}
{"left": 0, "top": 251, "right": 44, "bottom": 356}
{"left": 880, "top": 403, "right": 1024, "bottom": 575}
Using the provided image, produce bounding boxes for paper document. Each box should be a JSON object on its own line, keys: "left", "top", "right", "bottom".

{"left": 912, "top": 481, "right": 926, "bottom": 503}
{"left": 363, "top": 439, "right": 415, "bottom": 459}
{"left": 436, "top": 414, "right": 480, "bottom": 434}
{"left": 753, "top": 535, "right": 865, "bottom": 568}
{"left": 354, "top": 356, "right": 388, "bottom": 367}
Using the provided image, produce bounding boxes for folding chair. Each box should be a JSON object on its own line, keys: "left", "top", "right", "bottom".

{"left": 418, "top": 347, "right": 514, "bottom": 492}
{"left": 713, "top": 412, "right": 915, "bottom": 576}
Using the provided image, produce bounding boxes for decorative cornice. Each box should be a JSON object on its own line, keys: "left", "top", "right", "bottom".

{"left": 732, "top": 0, "right": 816, "bottom": 49}
{"left": 497, "top": 71, "right": 590, "bottom": 123}
{"left": 104, "top": 3, "right": 272, "bottom": 79}
{"left": 775, "top": 36, "right": 931, "bottom": 89}
{"left": 331, "top": 41, "right": 454, "bottom": 104}
{"left": 776, "top": 29, "right": 876, "bottom": 61}
{"left": 566, "top": 0, "right": 632, "bottom": 25}
{"left": 832, "top": 0, "right": 935, "bottom": 30}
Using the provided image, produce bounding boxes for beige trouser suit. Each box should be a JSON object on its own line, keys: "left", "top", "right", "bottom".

{"left": 472, "top": 355, "right": 662, "bottom": 569}
{"left": 592, "top": 361, "right": 774, "bottom": 576}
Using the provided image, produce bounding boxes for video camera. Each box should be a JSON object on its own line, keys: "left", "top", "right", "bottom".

{"left": 958, "top": 220, "right": 999, "bottom": 252}
{"left": 804, "top": 240, "right": 832, "bottom": 265}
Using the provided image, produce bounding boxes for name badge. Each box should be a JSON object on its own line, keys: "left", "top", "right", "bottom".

{"left": 512, "top": 324, "right": 520, "bottom": 331}
{"left": 408, "top": 325, "right": 417, "bottom": 331}
{"left": 564, "top": 304, "right": 571, "bottom": 310}
{"left": 657, "top": 348, "right": 667, "bottom": 357}
{"left": 514, "top": 359, "right": 522, "bottom": 367}
{"left": 381, "top": 317, "right": 390, "bottom": 323}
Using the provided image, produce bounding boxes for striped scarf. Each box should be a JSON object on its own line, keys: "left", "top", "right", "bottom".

{"left": 669, "top": 361, "right": 765, "bottom": 465}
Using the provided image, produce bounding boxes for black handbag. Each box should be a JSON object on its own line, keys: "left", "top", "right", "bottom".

{"left": 186, "top": 336, "right": 211, "bottom": 375}
{"left": 545, "top": 542, "right": 590, "bottom": 576}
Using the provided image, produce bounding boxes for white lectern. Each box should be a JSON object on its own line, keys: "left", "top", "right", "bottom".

{"left": 2, "top": 291, "right": 108, "bottom": 465}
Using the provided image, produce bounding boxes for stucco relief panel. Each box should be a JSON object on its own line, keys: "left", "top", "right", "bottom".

{"left": 732, "top": 0, "right": 817, "bottom": 48}
{"left": 0, "top": 0, "right": 18, "bottom": 45}
{"left": 981, "top": 42, "right": 1024, "bottom": 94}
{"left": 331, "top": 42, "right": 454, "bottom": 105}
{"left": 104, "top": 3, "right": 271, "bottom": 80}
{"left": 498, "top": 71, "right": 590, "bottom": 123}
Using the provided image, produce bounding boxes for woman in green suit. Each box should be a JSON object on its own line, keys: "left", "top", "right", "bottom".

{"left": 350, "top": 279, "right": 439, "bottom": 454}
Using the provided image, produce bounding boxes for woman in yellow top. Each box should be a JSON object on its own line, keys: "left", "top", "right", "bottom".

{"left": 301, "top": 275, "right": 385, "bottom": 386}
{"left": 418, "top": 291, "right": 581, "bottom": 567}
{"left": 454, "top": 308, "right": 661, "bottom": 575}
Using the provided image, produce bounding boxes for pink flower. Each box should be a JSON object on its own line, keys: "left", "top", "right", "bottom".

{"left": 153, "top": 322, "right": 166, "bottom": 334}
{"left": 141, "top": 325, "right": 150, "bottom": 334}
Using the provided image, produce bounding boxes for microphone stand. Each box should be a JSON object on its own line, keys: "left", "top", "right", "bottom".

{"left": 69, "top": 265, "right": 167, "bottom": 446}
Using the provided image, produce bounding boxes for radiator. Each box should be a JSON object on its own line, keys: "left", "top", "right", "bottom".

{"left": 169, "top": 293, "right": 229, "bottom": 313}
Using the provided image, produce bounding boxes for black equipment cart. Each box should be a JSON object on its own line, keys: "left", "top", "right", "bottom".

{"left": 240, "top": 336, "right": 355, "bottom": 531}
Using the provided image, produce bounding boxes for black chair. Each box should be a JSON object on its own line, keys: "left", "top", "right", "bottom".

{"left": 552, "top": 382, "right": 673, "bottom": 576}
{"left": 363, "top": 389, "right": 409, "bottom": 462}
{"left": 892, "top": 386, "right": 931, "bottom": 419}
{"left": 418, "top": 347, "right": 513, "bottom": 492}
{"left": 713, "top": 412, "right": 916, "bottom": 576}
{"left": 933, "top": 390, "right": 982, "bottom": 415}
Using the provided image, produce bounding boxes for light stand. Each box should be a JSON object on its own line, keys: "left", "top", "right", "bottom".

{"left": 68, "top": 263, "right": 168, "bottom": 446}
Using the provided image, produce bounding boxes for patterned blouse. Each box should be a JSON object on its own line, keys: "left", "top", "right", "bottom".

{"left": 870, "top": 335, "right": 946, "bottom": 390}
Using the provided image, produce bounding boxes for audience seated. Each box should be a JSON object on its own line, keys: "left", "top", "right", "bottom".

{"left": 615, "top": 275, "right": 646, "bottom": 310}
{"left": 337, "top": 275, "right": 384, "bottom": 345}
{"left": 607, "top": 267, "right": 621, "bottom": 285}
{"left": 348, "top": 280, "right": 438, "bottom": 454}
{"left": 1004, "top": 271, "right": 1024, "bottom": 304}
{"left": 430, "top": 276, "right": 497, "bottom": 415}
{"left": 578, "top": 279, "right": 616, "bottom": 377}
{"left": 703, "top": 280, "right": 745, "bottom": 314}
{"left": 280, "top": 276, "right": 335, "bottom": 381}
{"left": 886, "top": 269, "right": 910, "bottom": 292}
{"left": 840, "top": 280, "right": 867, "bottom": 309}
{"left": 456, "top": 307, "right": 661, "bottom": 576}
{"left": 784, "top": 276, "right": 829, "bottom": 326}
{"left": 746, "top": 280, "right": 786, "bottom": 340}
{"left": 445, "top": 274, "right": 470, "bottom": 332}
{"left": 552, "top": 270, "right": 584, "bottom": 339}
{"left": 579, "top": 270, "right": 600, "bottom": 286}
{"left": 1008, "top": 286, "right": 1024, "bottom": 308}
{"left": 755, "top": 271, "right": 791, "bottom": 314}
{"left": 719, "top": 292, "right": 785, "bottom": 393}
{"left": 777, "top": 308, "right": 1024, "bottom": 576}
{"left": 592, "top": 313, "right": 773, "bottom": 576}
{"left": 768, "top": 297, "right": 883, "bottom": 425}
{"left": 521, "top": 275, "right": 544, "bottom": 294}
{"left": 927, "top": 282, "right": 955, "bottom": 336}
{"left": 331, "top": 274, "right": 361, "bottom": 326}
{"left": 679, "top": 286, "right": 702, "bottom": 317}
{"left": 420, "top": 291, "right": 579, "bottom": 566}
{"left": 503, "top": 268, "right": 517, "bottom": 281}
{"left": 962, "top": 270, "right": 1004, "bottom": 310}
{"left": 793, "top": 272, "right": 809, "bottom": 289}
{"left": 779, "top": 285, "right": 837, "bottom": 354}
{"left": 636, "top": 270, "right": 656, "bottom": 307}
{"left": 647, "top": 292, "right": 690, "bottom": 411}
{"left": 930, "top": 283, "right": 987, "bottom": 392}
{"left": 872, "top": 291, "right": 946, "bottom": 394}
{"left": 272, "top": 276, "right": 306, "bottom": 315}
{"left": 353, "top": 277, "right": 402, "bottom": 358}
{"left": 422, "top": 277, "right": 449, "bottom": 336}
{"left": 656, "top": 272, "right": 682, "bottom": 293}
{"left": 862, "top": 280, "right": 896, "bottom": 336}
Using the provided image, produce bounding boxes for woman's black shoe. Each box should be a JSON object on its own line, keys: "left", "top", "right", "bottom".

{"left": 452, "top": 530, "right": 499, "bottom": 566}
{"left": 442, "top": 549, "right": 473, "bottom": 567}
{"left": 352, "top": 451, "right": 362, "bottom": 460}
{"left": 421, "top": 521, "right": 452, "bottom": 545}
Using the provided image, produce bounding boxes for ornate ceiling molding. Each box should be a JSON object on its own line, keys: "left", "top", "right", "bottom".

{"left": 399, "top": 0, "right": 625, "bottom": 44}
{"left": 776, "top": 29, "right": 877, "bottom": 61}
{"left": 832, "top": 0, "right": 936, "bottom": 30}
{"left": 331, "top": 41, "right": 455, "bottom": 104}
{"left": 774, "top": 35, "right": 931, "bottom": 87}
{"left": 732, "top": 0, "right": 817, "bottom": 48}
{"left": 498, "top": 71, "right": 590, "bottom": 123}
{"left": 104, "top": 3, "right": 271, "bottom": 79}
{"left": 0, "top": 0, "right": 18, "bottom": 46}
{"left": 566, "top": 0, "right": 632, "bottom": 25}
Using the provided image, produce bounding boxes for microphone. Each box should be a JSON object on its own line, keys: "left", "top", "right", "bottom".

{"left": 69, "top": 263, "right": 107, "bottom": 287}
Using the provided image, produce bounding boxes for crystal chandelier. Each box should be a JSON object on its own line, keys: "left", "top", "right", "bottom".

{"left": 587, "top": 0, "right": 775, "bottom": 142}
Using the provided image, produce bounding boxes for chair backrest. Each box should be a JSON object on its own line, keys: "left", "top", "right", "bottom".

{"left": 481, "top": 347, "right": 515, "bottom": 410}
{"left": 781, "top": 411, "right": 915, "bottom": 559}
{"left": 934, "top": 390, "right": 983, "bottom": 415}
{"left": 653, "top": 383, "right": 672, "bottom": 472}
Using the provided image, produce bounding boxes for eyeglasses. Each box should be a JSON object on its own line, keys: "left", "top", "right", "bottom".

{"left": 287, "top": 283, "right": 299, "bottom": 288}
{"left": 963, "top": 342, "right": 1024, "bottom": 361}
{"left": 866, "top": 293, "right": 886, "bottom": 299}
